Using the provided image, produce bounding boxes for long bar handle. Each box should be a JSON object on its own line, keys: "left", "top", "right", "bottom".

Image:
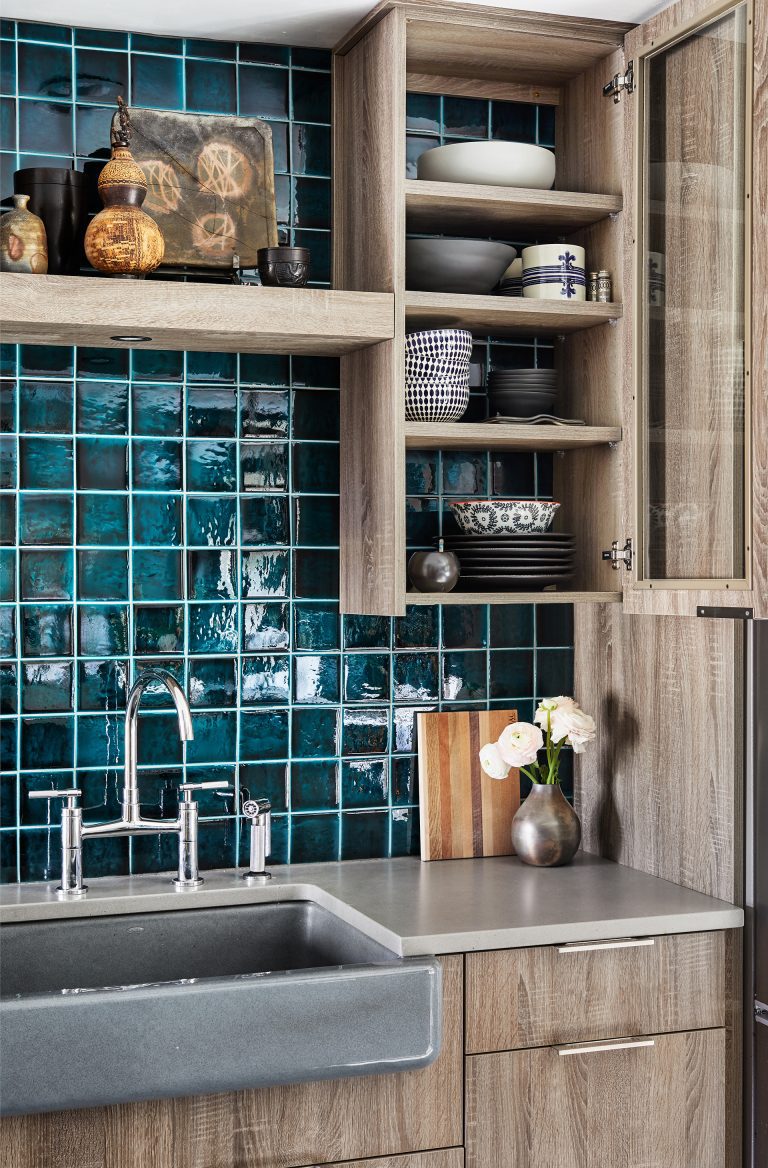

{"left": 557, "top": 1039, "right": 655, "bottom": 1057}
{"left": 557, "top": 937, "right": 655, "bottom": 954}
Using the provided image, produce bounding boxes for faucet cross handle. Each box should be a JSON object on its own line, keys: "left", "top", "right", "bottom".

{"left": 28, "top": 789, "right": 86, "bottom": 897}
{"left": 242, "top": 798, "right": 272, "bottom": 884}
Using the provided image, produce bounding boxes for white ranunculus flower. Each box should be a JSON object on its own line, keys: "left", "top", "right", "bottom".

{"left": 550, "top": 708, "right": 596, "bottom": 754}
{"left": 497, "top": 722, "right": 544, "bottom": 768}
{"left": 534, "top": 695, "right": 580, "bottom": 729}
{"left": 479, "top": 742, "right": 511, "bottom": 780}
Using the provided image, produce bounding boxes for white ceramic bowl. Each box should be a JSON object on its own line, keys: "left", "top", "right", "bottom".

{"left": 406, "top": 238, "right": 516, "bottom": 295}
{"left": 417, "top": 141, "right": 556, "bottom": 190}
{"left": 450, "top": 499, "right": 561, "bottom": 535}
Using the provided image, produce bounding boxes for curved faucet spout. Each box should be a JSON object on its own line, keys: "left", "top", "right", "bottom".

{"left": 122, "top": 668, "right": 194, "bottom": 824}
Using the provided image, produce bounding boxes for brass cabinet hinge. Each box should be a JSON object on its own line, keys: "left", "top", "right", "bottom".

{"left": 603, "top": 61, "right": 634, "bottom": 103}
{"left": 602, "top": 538, "right": 633, "bottom": 570}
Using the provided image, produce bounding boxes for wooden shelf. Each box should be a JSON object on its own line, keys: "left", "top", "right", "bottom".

{"left": 405, "top": 292, "right": 621, "bottom": 336}
{"left": 406, "top": 590, "right": 623, "bottom": 606}
{"left": 405, "top": 180, "right": 622, "bottom": 235}
{"left": 0, "top": 273, "right": 394, "bottom": 356}
{"left": 404, "top": 422, "right": 621, "bottom": 450}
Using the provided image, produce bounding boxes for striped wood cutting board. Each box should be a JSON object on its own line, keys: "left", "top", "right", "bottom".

{"left": 417, "top": 708, "right": 519, "bottom": 861}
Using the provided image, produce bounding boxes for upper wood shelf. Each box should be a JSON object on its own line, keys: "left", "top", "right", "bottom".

{"left": 0, "top": 273, "right": 394, "bottom": 356}
{"left": 404, "top": 292, "right": 621, "bottom": 336}
{"left": 405, "top": 180, "right": 622, "bottom": 235}
{"left": 406, "top": 590, "right": 623, "bottom": 606}
{"left": 404, "top": 422, "right": 621, "bottom": 449}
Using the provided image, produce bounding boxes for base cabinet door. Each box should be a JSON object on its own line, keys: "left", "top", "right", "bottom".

{"left": 465, "top": 1029, "right": 725, "bottom": 1168}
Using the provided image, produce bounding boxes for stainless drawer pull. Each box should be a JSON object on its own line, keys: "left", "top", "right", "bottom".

{"left": 557, "top": 937, "right": 656, "bottom": 954}
{"left": 558, "top": 1039, "right": 655, "bottom": 1057}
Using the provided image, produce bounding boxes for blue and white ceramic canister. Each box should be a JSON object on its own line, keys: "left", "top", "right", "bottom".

{"left": 522, "top": 244, "right": 586, "bottom": 302}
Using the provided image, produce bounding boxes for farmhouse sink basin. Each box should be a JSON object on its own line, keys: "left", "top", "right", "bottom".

{"left": 0, "top": 901, "right": 442, "bottom": 1116}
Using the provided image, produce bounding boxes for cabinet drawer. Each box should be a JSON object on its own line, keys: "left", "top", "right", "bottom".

{"left": 465, "top": 1029, "right": 726, "bottom": 1168}
{"left": 466, "top": 930, "right": 725, "bottom": 1053}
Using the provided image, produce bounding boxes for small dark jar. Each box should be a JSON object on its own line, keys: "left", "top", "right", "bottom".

{"left": 257, "top": 246, "right": 310, "bottom": 287}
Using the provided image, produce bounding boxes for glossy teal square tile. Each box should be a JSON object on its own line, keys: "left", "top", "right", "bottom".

{"left": 188, "top": 657, "right": 237, "bottom": 708}
{"left": 77, "top": 347, "right": 129, "bottom": 380}
{"left": 341, "top": 809, "right": 388, "bottom": 860}
{"left": 241, "top": 549, "right": 289, "bottom": 598}
{"left": 0, "top": 607, "right": 14, "bottom": 658}
{"left": 391, "top": 756, "right": 417, "bottom": 805}
{"left": 239, "top": 708, "right": 289, "bottom": 761}
{"left": 0, "top": 721, "right": 17, "bottom": 772}
{"left": 0, "top": 550, "right": 14, "bottom": 602}
{"left": 188, "top": 602, "right": 237, "bottom": 654}
{"left": 76, "top": 381, "right": 128, "bottom": 435}
{"left": 492, "top": 99, "right": 537, "bottom": 144}
{"left": 342, "top": 708, "right": 388, "bottom": 756}
{"left": 78, "top": 604, "right": 127, "bottom": 657}
{"left": 394, "top": 605, "right": 438, "bottom": 649}
{"left": 21, "top": 661, "right": 73, "bottom": 712}
{"left": 406, "top": 451, "right": 437, "bottom": 496}
{"left": 185, "top": 57, "right": 235, "bottom": 113}
{"left": 291, "top": 442, "right": 338, "bottom": 493}
{"left": 131, "top": 33, "right": 183, "bottom": 54}
{"left": 78, "top": 493, "right": 128, "bottom": 545}
{"left": 443, "top": 605, "right": 487, "bottom": 649}
{"left": 444, "top": 95, "right": 488, "bottom": 138}
{"left": 406, "top": 92, "right": 440, "bottom": 133}
{"left": 130, "top": 52, "right": 183, "bottom": 109}
{"left": 536, "top": 648, "right": 574, "bottom": 697}
{"left": 78, "top": 659, "right": 128, "bottom": 711}
{"left": 293, "top": 230, "right": 330, "bottom": 283}
{"left": 20, "top": 436, "right": 72, "bottom": 489}
{"left": 239, "top": 762, "right": 288, "bottom": 812}
{"left": 537, "top": 604, "right": 574, "bottom": 647}
{"left": 0, "top": 663, "right": 15, "bottom": 714}
{"left": 131, "top": 348, "right": 183, "bottom": 382}
{"left": 133, "top": 494, "right": 182, "bottom": 546}
{"left": 0, "top": 438, "right": 16, "bottom": 489}
{"left": 490, "top": 649, "right": 534, "bottom": 697}
{"left": 490, "top": 604, "right": 534, "bottom": 647}
{"left": 187, "top": 440, "right": 237, "bottom": 493}
{"left": 76, "top": 27, "right": 127, "bottom": 48}
{"left": 291, "top": 123, "right": 331, "bottom": 177}
{"left": 289, "top": 356, "right": 339, "bottom": 389}
{"left": 294, "top": 602, "right": 338, "bottom": 651}
{"left": 291, "top": 761, "right": 338, "bottom": 811}
{"left": 294, "top": 654, "right": 339, "bottom": 704}
{"left": 0, "top": 379, "right": 16, "bottom": 432}
{"left": 186, "top": 711, "right": 237, "bottom": 764}
{"left": 342, "top": 759, "right": 387, "bottom": 808}
{"left": 291, "top": 811, "right": 338, "bottom": 863}
{"left": 343, "top": 615, "right": 390, "bottom": 650}
{"left": 77, "top": 550, "right": 128, "bottom": 600}
{"left": 405, "top": 498, "right": 439, "bottom": 546}
{"left": 21, "top": 715, "right": 74, "bottom": 769}
{"left": 0, "top": 42, "right": 17, "bottom": 98}
{"left": 292, "top": 706, "right": 338, "bottom": 758}
{"left": 76, "top": 712, "right": 123, "bottom": 767}
{"left": 391, "top": 807, "right": 419, "bottom": 856}
{"left": 77, "top": 437, "right": 128, "bottom": 491}
{"left": 132, "top": 439, "right": 181, "bottom": 491}
{"left": 240, "top": 389, "right": 289, "bottom": 438}
{"left": 292, "top": 545, "right": 338, "bottom": 600}
{"left": 491, "top": 452, "right": 536, "bottom": 497}
{"left": 238, "top": 63, "right": 288, "bottom": 119}
{"left": 188, "top": 550, "right": 236, "bottom": 601}
{"left": 239, "top": 354, "right": 290, "bottom": 387}
{"left": 291, "top": 176, "right": 330, "bottom": 229}
{"left": 242, "top": 602, "right": 289, "bottom": 651}
{"left": 293, "top": 496, "right": 338, "bottom": 547}
{"left": 442, "top": 650, "right": 488, "bottom": 701}
{"left": 131, "top": 550, "right": 183, "bottom": 601}
{"left": 442, "top": 451, "right": 487, "bottom": 496}
{"left": 22, "top": 604, "right": 72, "bottom": 657}
{"left": 131, "top": 384, "right": 183, "bottom": 437}
{"left": 187, "top": 387, "right": 236, "bottom": 436}
{"left": 18, "top": 41, "right": 70, "bottom": 95}
{"left": 18, "top": 494, "right": 70, "bottom": 545}
{"left": 133, "top": 605, "right": 183, "bottom": 655}
{"left": 74, "top": 103, "right": 113, "bottom": 156}
{"left": 186, "top": 352, "right": 236, "bottom": 382}
{"left": 292, "top": 69, "right": 330, "bottom": 123}
{"left": 75, "top": 47, "right": 127, "bottom": 102}
{"left": 20, "top": 549, "right": 73, "bottom": 600}
{"left": 133, "top": 659, "right": 185, "bottom": 707}
{"left": 19, "top": 100, "right": 73, "bottom": 154}
{"left": 343, "top": 653, "right": 389, "bottom": 703}
{"left": 0, "top": 496, "right": 14, "bottom": 546}
{"left": 240, "top": 495, "right": 289, "bottom": 546}
{"left": 241, "top": 654, "right": 290, "bottom": 705}
{"left": 393, "top": 653, "right": 439, "bottom": 703}
{"left": 19, "top": 381, "right": 73, "bottom": 433}
{"left": 291, "top": 48, "right": 330, "bottom": 69}
{"left": 291, "top": 390, "right": 338, "bottom": 442}
{"left": 240, "top": 442, "right": 287, "bottom": 492}
{"left": 186, "top": 496, "right": 235, "bottom": 547}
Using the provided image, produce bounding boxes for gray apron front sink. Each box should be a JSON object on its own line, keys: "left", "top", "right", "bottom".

{"left": 0, "top": 901, "right": 441, "bottom": 1116}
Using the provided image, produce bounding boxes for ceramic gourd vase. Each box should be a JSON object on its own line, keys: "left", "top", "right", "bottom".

{"left": 84, "top": 98, "right": 164, "bottom": 278}
{"left": 511, "top": 782, "right": 581, "bottom": 867}
{"left": 0, "top": 194, "right": 48, "bottom": 274}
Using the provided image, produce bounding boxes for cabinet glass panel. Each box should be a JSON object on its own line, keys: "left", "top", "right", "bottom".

{"left": 639, "top": 3, "right": 748, "bottom": 583}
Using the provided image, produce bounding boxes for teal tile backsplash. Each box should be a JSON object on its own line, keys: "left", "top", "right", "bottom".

{"left": 0, "top": 19, "right": 574, "bottom": 882}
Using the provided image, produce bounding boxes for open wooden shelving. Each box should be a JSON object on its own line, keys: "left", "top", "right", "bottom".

{"left": 0, "top": 272, "right": 395, "bottom": 356}
{"left": 406, "top": 590, "right": 622, "bottom": 606}
{"left": 404, "top": 422, "right": 621, "bottom": 450}
{"left": 404, "top": 292, "right": 621, "bottom": 336}
{"left": 405, "top": 179, "right": 622, "bottom": 235}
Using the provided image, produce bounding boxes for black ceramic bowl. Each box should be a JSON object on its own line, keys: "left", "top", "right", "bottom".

{"left": 257, "top": 246, "right": 310, "bottom": 287}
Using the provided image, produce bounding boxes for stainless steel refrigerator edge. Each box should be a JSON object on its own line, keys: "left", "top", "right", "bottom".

{"left": 746, "top": 619, "right": 768, "bottom": 1166}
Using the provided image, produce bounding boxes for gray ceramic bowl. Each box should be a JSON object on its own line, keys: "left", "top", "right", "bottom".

{"left": 406, "top": 238, "right": 517, "bottom": 295}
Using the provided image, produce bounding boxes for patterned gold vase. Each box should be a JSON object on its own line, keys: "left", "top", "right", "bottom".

{"left": 84, "top": 99, "right": 164, "bottom": 278}
{"left": 0, "top": 194, "right": 48, "bottom": 274}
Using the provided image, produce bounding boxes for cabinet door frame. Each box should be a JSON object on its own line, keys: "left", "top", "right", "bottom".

{"left": 620, "top": 0, "right": 766, "bottom": 617}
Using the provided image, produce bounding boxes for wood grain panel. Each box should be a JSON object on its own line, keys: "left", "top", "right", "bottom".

{"left": 404, "top": 292, "right": 621, "bottom": 336}
{"left": 333, "top": 8, "right": 405, "bottom": 615}
{"left": 1, "top": 957, "right": 463, "bottom": 1168}
{"left": 466, "top": 931, "right": 726, "bottom": 1054}
{"left": 404, "top": 181, "right": 621, "bottom": 236}
{"left": 417, "top": 709, "right": 518, "bottom": 861}
{"left": 404, "top": 423, "right": 621, "bottom": 451}
{"left": 405, "top": 72, "right": 559, "bottom": 106}
{"left": 406, "top": 590, "right": 621, "bottom": 606}
{"left": 0, "top": 274, "right": 394, "bottom": 356}
{"left": 465, "top": 1028, "right": 726, "bottom": 1168}
{"left": 573, "top": 605, "right": 743, "bottom": 904}
{"left": 323, "top": 1154, "right": 463, "bottom": 1168}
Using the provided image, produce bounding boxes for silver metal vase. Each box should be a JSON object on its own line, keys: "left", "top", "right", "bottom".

{"left": 511, "top": 783, "right": 581, "bottom": 867}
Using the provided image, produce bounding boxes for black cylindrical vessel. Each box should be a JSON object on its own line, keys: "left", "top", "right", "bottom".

{"left": 14, "top": 168, "right": 88, "bottom": 275}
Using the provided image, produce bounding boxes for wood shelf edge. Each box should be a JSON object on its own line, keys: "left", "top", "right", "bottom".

{"left": 405, "top": 178, "right": 623, "bottom": 216}
{"left": 404, "top": 422, "right": 622, "bottom": 449}
{"left": 405, "top": 590, "right": 623, "bottom": 605}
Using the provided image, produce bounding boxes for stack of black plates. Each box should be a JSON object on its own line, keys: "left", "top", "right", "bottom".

{"left": 441, "top": 531, "right": 575, "bottom": 590}
{"left": 487, "top": 368, "right": 558, "bottom": 418}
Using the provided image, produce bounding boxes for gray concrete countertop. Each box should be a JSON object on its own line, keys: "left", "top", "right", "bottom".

{"left": 0, "top": 853, "right": 742, "bottom": 955}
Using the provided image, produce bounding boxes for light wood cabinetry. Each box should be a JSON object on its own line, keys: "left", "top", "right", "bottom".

{"left": 465, "top": 931, "right": 725, "bottom": 1053}
{"left": 322, "top": 1154, "right": 463, "bottom": 1168}
{"left": 465, "top": 1029, "right": 726, "bottom": 1168}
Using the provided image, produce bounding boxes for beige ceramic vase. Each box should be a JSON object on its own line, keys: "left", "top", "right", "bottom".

{"left": 0, "top": 194, "right": 48, "bottom": 274}
{"left": 85, "top": 126, "right": 164, "bottom": 278}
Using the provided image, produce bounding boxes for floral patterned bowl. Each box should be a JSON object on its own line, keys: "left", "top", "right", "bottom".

{"left": 450, "top": 499, "right": 560, "bottom": 535}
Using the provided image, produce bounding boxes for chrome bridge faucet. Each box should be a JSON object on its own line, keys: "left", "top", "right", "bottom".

{"left": 30, "top": 668, "right": 231, "bottom": 897}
